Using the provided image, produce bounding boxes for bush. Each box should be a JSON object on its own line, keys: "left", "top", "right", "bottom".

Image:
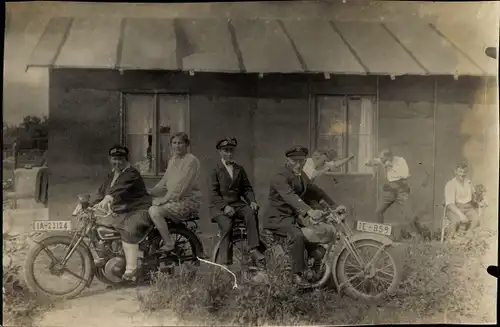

{"left": 138, "top": 230, "right": 496, "bottom": 325}
{"left": 3, "top": 233, "right": 53, "bottom": 326}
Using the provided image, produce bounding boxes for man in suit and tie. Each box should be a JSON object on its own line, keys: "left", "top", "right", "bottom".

{"left": 210, "top": 137, "right": 265, "bottom": 267}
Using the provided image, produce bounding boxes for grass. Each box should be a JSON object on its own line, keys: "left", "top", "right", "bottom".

{"left": 137, "top": 249, "right": 368, "bottom": 326}
{"left": 3, "top": 233, "right": 54, "bottom": 327}
{"left": 137, "top": 227, "right": 497, "bottom": 326}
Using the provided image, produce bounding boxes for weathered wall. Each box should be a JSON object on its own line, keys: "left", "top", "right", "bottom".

{"left": 253, "top": 75, "right": 310, "bottom": 218}
{"left": 48, "top": 69, "right": 495, "bottom": 235}
{"left": 49, "top": 73, "right": 122, "bottom": 219}
{"left": 378, "top": 76, "right": 435, "bottom": 226}
{"left": 433, "top": 76, "right": 498, "bottom": 229}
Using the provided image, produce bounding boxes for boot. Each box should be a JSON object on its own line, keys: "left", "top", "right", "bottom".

{"left": 122, "top": 241, "right": 139, "bottom": 281}
{"left": 249, "top": 248, "right": 265, "bottom": 269}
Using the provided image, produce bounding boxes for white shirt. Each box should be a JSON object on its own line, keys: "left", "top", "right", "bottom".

{"left": 385, "top": 156, "right": 410, "bottom": 182}
{"left": 221, "top": 159, "right": 234, "bottom": 179}
{"left": 303, "top": 158, "right": 336, "bottom": 181}
{"left": 445, "top": 177, "right": 474, "bottom": 206}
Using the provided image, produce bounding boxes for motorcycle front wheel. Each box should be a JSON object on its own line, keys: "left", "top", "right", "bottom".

{"left": 335, "top": 239, "right": 402, "bottom": 301}
{"left": 24, "top": 235, "right": 93, "bottom": 300}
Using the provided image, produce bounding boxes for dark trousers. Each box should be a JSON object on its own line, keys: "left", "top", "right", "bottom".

{"left": 376, "top": 181, "right": 422, "bottom": 236}
{"left": 268, "top": 223, "right": 323, "bottom": 274}
{"left": 214, "top": 205, "right": 260, "bottom": 265}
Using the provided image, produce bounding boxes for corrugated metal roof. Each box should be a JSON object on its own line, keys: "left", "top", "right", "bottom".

{"left": 384, "top": 22, "right": 483, "bottom": 76}
{"left": 27, "top": 17, "right": 496, "bottom": 76}
{"left": 56, "top": 18, "right": 122, "bottom": 69}
{"left": 332, "top": 21, "right": 426, "bottom": 76}
{"left": 119, "top": 18, "right": 178, "bottom": 70}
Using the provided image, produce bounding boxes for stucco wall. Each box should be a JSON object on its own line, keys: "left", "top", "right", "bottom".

{"left": 48, "top": 69, "right": 497, "bottom": 235}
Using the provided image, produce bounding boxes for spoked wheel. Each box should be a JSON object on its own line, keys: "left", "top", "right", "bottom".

{"left": 150, "top": 225, "right": 202, "bottom": 277}
{"left": 212, "top": 235, "right": 251, "bottom": 275}
{"left": 336, "top": 239, "right": 402, "bottom": 301}
{"left": 24, "top": 236, "right": 93, "bottom": 300}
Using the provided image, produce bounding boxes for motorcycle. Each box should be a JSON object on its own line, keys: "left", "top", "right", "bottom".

{"left": 24, "top": 194, "right": 204, "bottom": 300}
{"left": 226, "top": 201, "right": 402, "bottom": 301}
{"left": 300, "top": 201, "right": 402, "bottom": 301}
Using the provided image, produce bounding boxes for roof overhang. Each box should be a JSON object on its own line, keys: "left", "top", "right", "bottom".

{"left": 26, "top": 17, "right": 498, "bottom": 77}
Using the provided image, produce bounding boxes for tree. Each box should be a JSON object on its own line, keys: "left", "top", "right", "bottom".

{"left": 2, "top": 115, "right": 48, "bottom": 150}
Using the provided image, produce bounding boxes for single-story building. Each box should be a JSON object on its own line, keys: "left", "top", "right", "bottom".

{"left": 27, "top": 17, "right": 498, "bottom": 236}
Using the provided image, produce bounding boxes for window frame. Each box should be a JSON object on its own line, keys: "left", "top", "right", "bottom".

{"left": 312, "top": 94, "right": 378, "bottom": 176}
{"left": 120, "top": 91, "right": 190, "bottom": 177}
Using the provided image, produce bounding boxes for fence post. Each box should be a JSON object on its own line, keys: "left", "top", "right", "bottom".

{"left": 12, "top": 142, "right": 18, "bottom": 170}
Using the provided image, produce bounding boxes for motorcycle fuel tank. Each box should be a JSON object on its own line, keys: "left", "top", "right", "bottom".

{"left": 96, "top": 226, "right": 121, "bottom": 240}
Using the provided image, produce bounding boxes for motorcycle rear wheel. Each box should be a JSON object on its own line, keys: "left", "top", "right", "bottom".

{"left": 335, "top": 239, "right": 402, "bottom": 301}
{"left": 24, "top": 235, "right": 93, "bottom": 300}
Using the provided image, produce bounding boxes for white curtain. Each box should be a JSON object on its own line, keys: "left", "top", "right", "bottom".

{"left": 125, "top": 95, "right": 154, "bottom": 174}
{"left": 357, "top": 98, "right": 374, "bottom": 173}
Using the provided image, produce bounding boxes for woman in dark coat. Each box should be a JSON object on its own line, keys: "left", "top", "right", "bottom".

{"left": 93, "top": 145, "right": 152, "bottom": 281}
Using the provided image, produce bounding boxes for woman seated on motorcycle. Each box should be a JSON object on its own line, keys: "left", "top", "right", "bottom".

{"left": 148, "top": 132, "right": 202, "bottom": 252}
{"left": 93, "top": 145, "right": 153, "bottom": 281}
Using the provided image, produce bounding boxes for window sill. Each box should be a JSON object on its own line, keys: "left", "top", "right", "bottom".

{"left": 324, "top": 172, "right": 374, "bottom": 176}
{"left": 141, "top": 175, "right": 163, "bottom": 180}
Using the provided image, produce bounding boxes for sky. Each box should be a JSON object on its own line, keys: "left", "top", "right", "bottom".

{"left": 3, "top": 1, "right": 498, "bottom": 125}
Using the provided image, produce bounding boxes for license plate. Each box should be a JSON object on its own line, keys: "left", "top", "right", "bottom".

{"left": 32, "top": 220, "right": 72, "bottom": 231}
{"left": 356, "top": 221, "right": 392, "bottom": 236}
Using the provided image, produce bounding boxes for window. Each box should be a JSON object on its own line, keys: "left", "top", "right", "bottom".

{"left": 315, "top": 95, "right": 376, "bottom": 174}
{"left": 122, "top": 93, "right": 189, "bottom": 176}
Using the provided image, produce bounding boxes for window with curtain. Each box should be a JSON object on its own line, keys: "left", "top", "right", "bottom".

{"left": 123, "top": 93, "right": 188, "bottom": 176}
{"left": 315, "top": 95, "right": 376, "bottom": 174}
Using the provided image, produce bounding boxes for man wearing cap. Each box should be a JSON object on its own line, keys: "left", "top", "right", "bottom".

{"left": 93, "top": 145, "right": 153, "bottom": 281}
{"left": 366, "top": 148, "right": 423, "bottom": 240}
{"left": 303, "top": 149, "right": 355, "bottom": 183}
{"left": 263, "top": 146, "right": 344, "bottom": 285}
{"left": 210, "top": 137, "right": 265, "bottom": 267}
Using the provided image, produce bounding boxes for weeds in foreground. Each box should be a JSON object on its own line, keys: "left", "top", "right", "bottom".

{"left": 138, "top": 228, "right": 496, "bottom": 326}
{"left": 139, "top": 246, "right": 371, "bottom": 325}
{"left": 392, "top": 228, "right": 496, "bottom": 323}
{"left": 3, "top": 233, "right": 53, "bottom": 326}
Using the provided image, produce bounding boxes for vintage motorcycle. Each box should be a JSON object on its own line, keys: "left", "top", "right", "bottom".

{"left": 24, "top": 195, "right": 204, "bottom": 300}
{"left": 213, "top": 201, "right": 403, "bottom": 301}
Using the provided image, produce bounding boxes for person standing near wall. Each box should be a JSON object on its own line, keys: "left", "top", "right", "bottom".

{"left": 366, "top": 148, "right": 423, "bottom": 240}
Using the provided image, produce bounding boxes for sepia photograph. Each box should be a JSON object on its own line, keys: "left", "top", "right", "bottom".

{"left": 3, "top": 1, "right": 499, "bottom": 326}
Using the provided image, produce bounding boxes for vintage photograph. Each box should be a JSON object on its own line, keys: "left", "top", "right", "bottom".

{"left": 3, "top": 1, "right": 499, "bottom": 326}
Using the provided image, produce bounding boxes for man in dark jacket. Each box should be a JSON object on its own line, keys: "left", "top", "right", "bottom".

{"left": 210, "top": 137, "right": 265, "bottom": 267}
{"left": 93, "top": 145, "right": 153, "bottom": 281}
{"left": 263, "top": 146, "right": 341, "bottom": 285}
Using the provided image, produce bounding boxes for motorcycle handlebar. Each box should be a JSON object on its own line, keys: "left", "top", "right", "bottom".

{"left": 318, "top": 200, "right": 348, "bottom": 215}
